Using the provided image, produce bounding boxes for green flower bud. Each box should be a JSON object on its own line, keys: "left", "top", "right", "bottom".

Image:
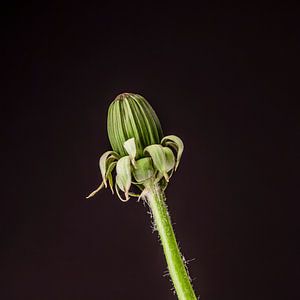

{"left": 107, "top": 93, "right": 163, "bottom": 158}
{"left": 87, "top": 92, "right": 184, "bottom": 202}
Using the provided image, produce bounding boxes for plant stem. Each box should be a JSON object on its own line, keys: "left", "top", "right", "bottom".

{"left": 145, "top": 182, "right": 197, "bottom": 300}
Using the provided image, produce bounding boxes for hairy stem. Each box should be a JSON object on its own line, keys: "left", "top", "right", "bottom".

{"left": 145, "top": 182, "right": 197, "bottom": 300}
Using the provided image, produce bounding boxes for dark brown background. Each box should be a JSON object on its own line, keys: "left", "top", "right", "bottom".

{"left": 1, "top": 2, "right": 297, "bottom": 300}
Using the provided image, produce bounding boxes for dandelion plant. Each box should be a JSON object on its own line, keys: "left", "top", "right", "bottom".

{"left": 87, "top": 93, "right": 198, "bottom": 300}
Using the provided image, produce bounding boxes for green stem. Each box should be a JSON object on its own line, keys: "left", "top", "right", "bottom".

{"left": 145, "top": 182, "right": 197, "bottom": 300}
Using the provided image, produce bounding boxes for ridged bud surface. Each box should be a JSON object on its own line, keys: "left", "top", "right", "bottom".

{"left": 107, "top": 93, "right": 163, "bottom": 158}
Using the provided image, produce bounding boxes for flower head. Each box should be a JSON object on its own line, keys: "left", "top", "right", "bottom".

{"left": 107, "top": 93, "right": 163, "bottom": 158}
{"left": 87, "top": 92, "right": 184, "bottom": 202}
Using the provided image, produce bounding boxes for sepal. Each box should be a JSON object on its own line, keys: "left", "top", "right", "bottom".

{"left": 144, "top": 144, "right": 169, "bottom": 182}
{"left": 116, "top": 156, "right": 132, "bottom": 200}
{"left": 86, "top": 181, "right": 105, "bottom": 199}
{"left": 124, "top": 137, "right": 137, "bottom": 167}
{"left": 161, "top": 135, "right": 184, "bottom": 170}
{"left": 99, "top": 151, "right": 120, "bottom": 186}
{"left": 132, "top": 157, "right": 155, "bottom": 183}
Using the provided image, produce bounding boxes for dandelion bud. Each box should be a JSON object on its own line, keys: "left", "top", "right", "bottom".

{"left": 87, "top": 92, "right": 184, "bottom": 201}
{"left": 107, "top": 93, "right": 163, "bottom": 158}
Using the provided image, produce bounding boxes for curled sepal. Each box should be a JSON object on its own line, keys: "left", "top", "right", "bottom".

{"left": 124, "top": 137, "right": 136, "bottom": 167}
{"left": 99, "top": 151, "right": 120, "bottom": 187}
{"left": 116, "top": 156, "right": 132, "bottom": 201}
{"left": 115, "top": 185, "right": 140, "bottom": 202}
{"left": 115, "top": 183, "right": 129, "bottom": 202}
{"left": 132, "top": 157, "right": 155, "bottom": 183}
{"left": 163, "top": 147, "right": 175, "bottom": 173}
{"left": 106, "top": 161, "right": 117, "bottom": 194}
{"left": 86, "top": 181, "right": 105, "bottom": 199}
{"left": 161, "top": 135, "right": 184, "bottom": 171}
{"left": 144, "top": 144, "right": 169, "bottom": 182}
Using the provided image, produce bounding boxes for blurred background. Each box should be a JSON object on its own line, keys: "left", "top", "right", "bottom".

{"left": 1, "top": 2, "right": 297, "bottom": 300}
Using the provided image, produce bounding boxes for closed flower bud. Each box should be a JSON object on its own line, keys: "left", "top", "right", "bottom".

{"left": 87, "top": 92, "right": 184, "bottom": 202}
{"left": 107, "top": 93, "right": 163, "bottom": 158}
